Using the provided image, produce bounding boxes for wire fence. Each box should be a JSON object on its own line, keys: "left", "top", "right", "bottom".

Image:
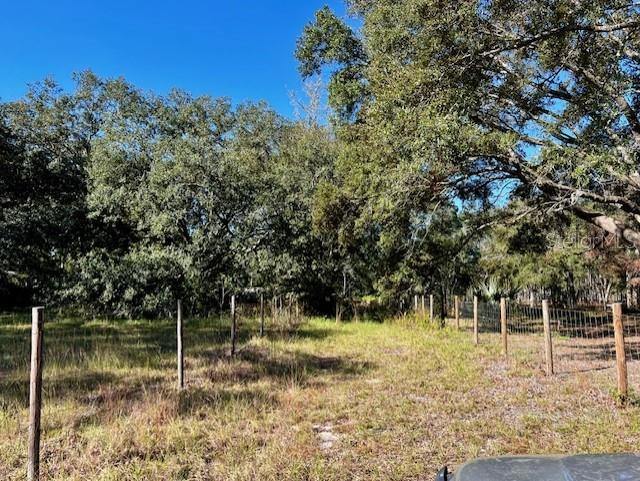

{"left": 441, "top": 298, "right": 640, "bottom": 393}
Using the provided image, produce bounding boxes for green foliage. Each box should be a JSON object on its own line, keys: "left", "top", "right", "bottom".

{"left": 0, "top": 76, "right": 94, "bottom": 304}
{"left": 508, "top": 222, "right": 549, "bottom": 256}
{"left": 296, "top": 7, "right": 368, "bottom": 120}
{"left": 300, "top": 0, "right": 640, "bottom": 251}
{"left": 8, "top": 2, "right": 640, "bottom": 316}
{"left": 296, "top": 7, "right": 366, "bottom": 78}
{"left": 0, "top": 73, "right": 338, "bottom": 316}
{"left": 65, "top": 247, "right": 188, "bottom": 318}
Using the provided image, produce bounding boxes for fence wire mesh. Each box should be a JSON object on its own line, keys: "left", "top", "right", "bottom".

{"left": 548, "top": 307, "right": 613, "bottom": 373}
{"left": 444, "top": 299, "right": 640, "bottom": 384}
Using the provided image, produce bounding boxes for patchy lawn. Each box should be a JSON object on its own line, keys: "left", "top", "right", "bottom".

{"left": 1, "top": 316, "right": 639, "bottom": 480}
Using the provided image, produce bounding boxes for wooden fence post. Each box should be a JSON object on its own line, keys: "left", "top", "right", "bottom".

{"left": 500, "top": 297, "right": 508, "bottom": 356}
{"left": 429, "top": 295, "right": 434, "bottom": 321}
{"left": 230, "top": 295, "right": 237, "bottom": 356}
{"left": 177, "top": 300, "right": 184, "bottom": 389}
{"left": 454, "top": 295, "right": 460, "bottom": 330}
{"left": 421, "top": 295, "right": 426, "bottom": 318}
{"left": 612, "top": 303, "right": 628, "bottom": 399}
{"left": 414, "top": 294, "right": 419, "bottom": 313}
{"left": 473, "top": 296, "right": 479, "bottom": 345}
{"left": 28, "top": 306, "right": 45, "bottom": 481}
{"left": 542, "top": 300, "right": 554, "bottom": 376}
{"left": 260, "top": 293, "right": 265, "bottom": 337}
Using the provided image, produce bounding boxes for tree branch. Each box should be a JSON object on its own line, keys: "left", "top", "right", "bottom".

{"left": 571, "top": 205, "right": 640, "bottom": 249}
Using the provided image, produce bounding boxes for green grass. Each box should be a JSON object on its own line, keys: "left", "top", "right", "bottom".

{"left": 1, "top": 316, "right": 640, "bottom": 480}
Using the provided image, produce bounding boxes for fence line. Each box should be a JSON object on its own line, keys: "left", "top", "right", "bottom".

{"left": 13, "top": 295, "right": 308, "bottom": 478}
{"left": 444, "top": 297, "right": 640, "bottom": 401}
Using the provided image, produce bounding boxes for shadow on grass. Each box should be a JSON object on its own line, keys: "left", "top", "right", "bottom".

{"left": 210, "top": 347, "right": 373, "bottom": 387}
{"left": 0, "top": 316, "right": 363, "bottom": 408}
{"left": 553, "top": 339, "right": 640, "bottom": 370}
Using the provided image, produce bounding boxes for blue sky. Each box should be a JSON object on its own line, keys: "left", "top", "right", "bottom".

{"left": 0, "top": 1, "right": 350, "bottom": 117}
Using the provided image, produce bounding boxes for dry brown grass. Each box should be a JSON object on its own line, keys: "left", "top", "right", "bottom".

{"left": 1, "top": 316, "right": 640, "bottom": 480}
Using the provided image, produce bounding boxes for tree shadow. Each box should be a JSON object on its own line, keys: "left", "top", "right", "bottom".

{"left": 0, "top": 316, "right": 365, "bottom": 409}
{"left": 555, "top": 340, "right": 640, "bottom": 361}
{"left": 258, "top": 325, "right": 341, "bottom": 342}
{"left": 212, "top": 347, "right": 373, "bottom": 387}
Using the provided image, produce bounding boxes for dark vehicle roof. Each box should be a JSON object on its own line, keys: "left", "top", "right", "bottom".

{"left": 454, "top": 454, "right": 640, "bottom": 481}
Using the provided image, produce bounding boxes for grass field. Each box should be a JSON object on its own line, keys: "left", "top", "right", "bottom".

{"left": 1, "top": 315, "right": 640, "bottom": 480}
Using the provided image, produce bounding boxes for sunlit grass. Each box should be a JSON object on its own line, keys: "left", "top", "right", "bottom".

{"left": 1, "top": 316, "right": 639, "bottom": 480}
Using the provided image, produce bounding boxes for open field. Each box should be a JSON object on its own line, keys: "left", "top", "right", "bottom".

{"left": 2, "top": 316, "right": 640, "bottom": 480}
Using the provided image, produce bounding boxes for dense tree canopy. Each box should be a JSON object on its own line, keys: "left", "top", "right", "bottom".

{"left": 0, "top": 73, "right": 340, "bottom": 315}
{"left": 298, "top": 1, "right": 640, "bottom": 248}
{"left": 4, "top": 2, "right": 640, "bottom": 317}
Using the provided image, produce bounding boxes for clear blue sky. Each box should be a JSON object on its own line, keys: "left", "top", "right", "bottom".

{"left": 0, "top": 1, "right": 349, "bottom": 117}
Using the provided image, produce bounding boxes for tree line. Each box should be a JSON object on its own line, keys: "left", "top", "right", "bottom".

{"left": 3, "top": 1, "right": 640, "bottom": 317}
{"left": 0, "top": 73, "right": 342, "bottom": 316}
